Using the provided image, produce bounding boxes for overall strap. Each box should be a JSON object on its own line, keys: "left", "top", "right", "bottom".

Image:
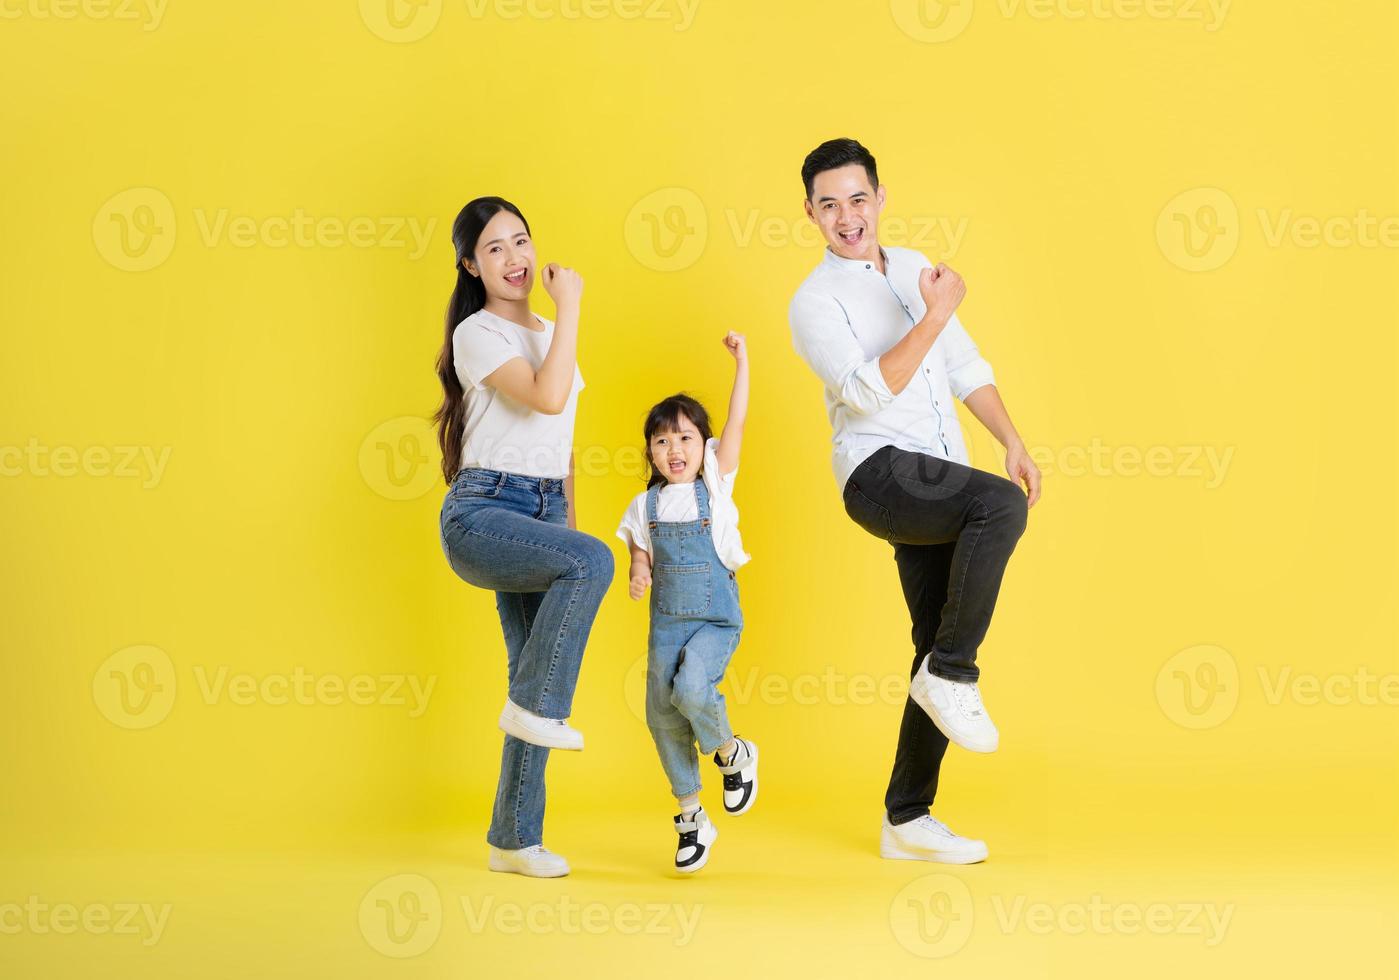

{"left": 645, "top": 482, "right": 660, "bottom": 526}
{"left": 694, "top": 477, "right": 711, "bottom": 524}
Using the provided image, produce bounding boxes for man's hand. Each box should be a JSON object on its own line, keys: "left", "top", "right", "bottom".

{"left": 917, "top": 263, "right": 966, "bottom": 326}
{"left": 1005, "top": 443, "right": 1042, "bottom": 508}
{"left": 628, "top": 568, "right": 652, "bottom": 600}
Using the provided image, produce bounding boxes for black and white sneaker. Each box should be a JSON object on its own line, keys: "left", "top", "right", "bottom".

{"left": 714, "top": 736, "right": 758, "bottom": 815}
{"left": 673, "top": 806, "right": 718, "bottom": 873}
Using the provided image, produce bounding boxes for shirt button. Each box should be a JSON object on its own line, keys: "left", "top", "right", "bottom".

{"left": 864, "top": 264, "right": 871, "bottom": 269}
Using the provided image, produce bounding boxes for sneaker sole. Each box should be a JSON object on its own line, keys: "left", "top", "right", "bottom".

{"left": 723, "top": 743, "right": 759, "bottom": 816}
{"left": 879, "top": 839, "right": 989, "bottom": 865}
{"left": 488, "top": 854, "right": 571, "bottom": 878}
{"left": 498, "top": 712, "right": 584, "bottom": 751}
{"left": 908, "top": 671, "right": 999, "bottom": 754}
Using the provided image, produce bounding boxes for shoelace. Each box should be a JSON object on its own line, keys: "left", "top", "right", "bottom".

{"left": 914, "top": 815, "right": 954, "bottom": 837}
{"left": 953, "top": 682, "right": 984, "bottom": 717}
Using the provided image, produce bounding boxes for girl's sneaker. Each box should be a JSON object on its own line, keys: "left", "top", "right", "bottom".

{"left": 714, "top": 736, "right": 758, "bottom": 815}
{"left": 498, "top": 700, "right": 584, "bottom": 751}
{"left": 488, "top": 844, "right": 570, "bottom": 878}
{"left": 673, "top": 807, "right": 718, "bottom": 873}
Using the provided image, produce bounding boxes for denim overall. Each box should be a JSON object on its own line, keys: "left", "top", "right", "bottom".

{"left": 644, "top": 478, "right": 744, "bottom": 798}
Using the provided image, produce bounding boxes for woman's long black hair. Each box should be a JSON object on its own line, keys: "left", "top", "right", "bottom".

{"left": 434, "top": 197, "right": 531, "bottom": 484}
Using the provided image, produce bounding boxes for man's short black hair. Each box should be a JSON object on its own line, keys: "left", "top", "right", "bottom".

{"left": 801, "top": 138, "right": 879, "bottom": 199}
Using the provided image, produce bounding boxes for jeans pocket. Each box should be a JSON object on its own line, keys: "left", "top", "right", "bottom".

{"left": 451, "top": 470, "right": 503, "bottom": 500}
{"left": 844, "top": 483, "right": 895, "bottom": 542}
{"left": 654, "top": 563, "right": 712, "bottom": 617}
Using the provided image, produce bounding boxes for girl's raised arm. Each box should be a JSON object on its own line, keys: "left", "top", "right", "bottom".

{"left": 716, "top": 331, "right": 748, "bottom": 477}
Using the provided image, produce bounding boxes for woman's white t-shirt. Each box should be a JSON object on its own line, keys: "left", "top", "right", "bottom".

{"left": 452, "top": 308, "right": 584, "bottom": 479}
{"left": 615, "top": 437, "right": 751, "bottom": 573}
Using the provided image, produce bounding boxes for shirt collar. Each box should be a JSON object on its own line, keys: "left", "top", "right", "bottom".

{"left": 820, "top": 244, "right": 891, "bottom": 275}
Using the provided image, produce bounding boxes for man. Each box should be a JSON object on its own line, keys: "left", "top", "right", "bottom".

{"left": 789, "top": 138, "right": 1040, "bottom": 864}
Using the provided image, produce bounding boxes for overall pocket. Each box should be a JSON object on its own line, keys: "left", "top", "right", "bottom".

{"left": 653, "top": 562, "right": 712, "bottom": 617}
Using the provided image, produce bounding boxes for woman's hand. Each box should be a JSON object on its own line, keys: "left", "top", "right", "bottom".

{"left": 541, "top": 263, "right": 583, "bottom": 311}
{"left": 722, "top": 330, "right": 747, "bottom": 363}
{"left": 628, "top": 567, "right": 652, "bottom": 600}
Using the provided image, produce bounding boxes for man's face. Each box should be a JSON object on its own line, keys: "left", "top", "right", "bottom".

{"left": 805, "top": 164, "right": 885, "bottom": 262}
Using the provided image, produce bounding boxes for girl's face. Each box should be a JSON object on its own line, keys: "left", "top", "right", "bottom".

{"left": 465, "top": 209, "right": 536, "bottom": 303}
{"left": 649, "top": 414, "right": 704, "bottom": 484}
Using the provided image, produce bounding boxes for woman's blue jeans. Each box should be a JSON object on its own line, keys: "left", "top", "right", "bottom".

{"left": 439, "top": 467, "right": 614, "bottom": 849}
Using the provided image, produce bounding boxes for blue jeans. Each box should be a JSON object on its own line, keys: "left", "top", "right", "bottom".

{"left": 643, "top": 479, "right": 744, "bottom": 799}
{"left": 439, "top": 466, "right": 614, "bottom": 849}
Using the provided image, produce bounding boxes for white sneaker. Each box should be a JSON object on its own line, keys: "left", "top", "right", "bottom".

{"left": 674, "top": 807, "right": 718, "bottom": 874}
{"left": 714, "top": 736, "right": 758, "bottom": 815}
{"left": 488, "top": 844, "right": 570, "bottom": 878}
{"left": 498, "top": 700, "right": 583, "bottom": 751}
{"left": 908, "top": 658, "right": 999, "bottom": 753}
{"left": 880, "top": 814, "right": 988, "bottom": 865}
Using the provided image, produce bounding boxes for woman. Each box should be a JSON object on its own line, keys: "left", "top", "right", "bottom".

{"left": 435, "top": 197, "right": 614, "bottom": 878}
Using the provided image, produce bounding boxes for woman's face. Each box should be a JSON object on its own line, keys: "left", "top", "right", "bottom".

{"left": 465, "top": 209, "right": 536, "bottom": 303}
{"left": 649, "top": 414, "right": 705, "bottom": 485}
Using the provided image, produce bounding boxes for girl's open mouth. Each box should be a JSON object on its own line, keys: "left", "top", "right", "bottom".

{"left": 503, "top": 269, "right": 528, "bottom": 287}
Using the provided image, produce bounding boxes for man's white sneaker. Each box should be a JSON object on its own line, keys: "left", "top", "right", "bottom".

{"left": 908, "top": 659, "right": 999, "bottom": 752}
{"left": 488, "top": 844, "right": 570, "bottom": 877}
{"left": 498, "top": 700, "right": 583, "bottom": 751}
{"left": 674, "top": 806, "right": 718, "bottom": 874}
{"left": 879, "top": 814, "right": 988, "bottom": 865}
{"left": 714, "top": 736, "right": 758, "bottom": 815}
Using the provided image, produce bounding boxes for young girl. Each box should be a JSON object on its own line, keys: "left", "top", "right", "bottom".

{"left": 616, "top": 332, "right": 756, "bottom": 873}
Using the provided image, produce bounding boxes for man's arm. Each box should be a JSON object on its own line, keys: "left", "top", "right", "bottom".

{"left": 878, "top": 263, "right": 966, "bottom": 395}
{"left": 964, "top": 386, "right": 1041, "bottom": 507}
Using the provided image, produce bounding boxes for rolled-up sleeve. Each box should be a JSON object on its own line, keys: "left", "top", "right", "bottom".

{"left": 940, "top": 312, "right": 996, "bottom": 401}
{"left": 789, "top": 288, "right": 895, "bottom": 416}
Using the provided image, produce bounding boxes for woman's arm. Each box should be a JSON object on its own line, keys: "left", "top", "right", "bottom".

{"left": 481, "top": 264, "right": 583, "bottom": 415}
{"left": 715, "top": 331, "right": 748, "bottom": 477}
{"left": 565, "top": 452, "right": 577, "bottom": 530}
{"left": 627, "top": 541, "right": 652, "bottom": 600}
{"left": 964, "top": 385, "right": 1041, "bottom": 507}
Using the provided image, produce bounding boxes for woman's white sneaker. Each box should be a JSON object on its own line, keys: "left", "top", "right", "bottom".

{"left": 498, "top": 700, "right": 583, "bottom": 751}
{"left": 714, "top": 736, "right": 758, "bottom": 815}
{"left": 908, "top": 658, "right": 999, "bottom": 753}
{"left": 674, "top": 807, "right": 718, "bottom": 874}
{"left": 880, "top": 814, "right": 988, "bottom": 865}
{"left": 488, "top": 844, "right": 570, "bottom": 877}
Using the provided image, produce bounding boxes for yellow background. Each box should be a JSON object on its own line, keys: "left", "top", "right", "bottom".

{"left": 2, "top": 0, "right": 1395, "bottom": 975}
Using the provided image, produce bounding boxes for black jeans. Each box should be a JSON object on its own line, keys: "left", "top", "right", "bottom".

{"left": 842, "top": 445, "right": 1028, "bottom": 823}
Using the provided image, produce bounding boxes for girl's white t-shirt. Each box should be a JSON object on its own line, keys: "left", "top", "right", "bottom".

{"left": 615, "top": 437, "right": 751, "bottom": 573}
{"left": 452, "top": 308, "right": 584, "bottom": 479}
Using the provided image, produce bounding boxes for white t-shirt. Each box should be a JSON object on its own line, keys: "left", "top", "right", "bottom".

{"left": 452, "top": 308, "right": 584, "bottom": 479}
{"left": 615, "top": 437, "right": 751, "bottom": 572}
